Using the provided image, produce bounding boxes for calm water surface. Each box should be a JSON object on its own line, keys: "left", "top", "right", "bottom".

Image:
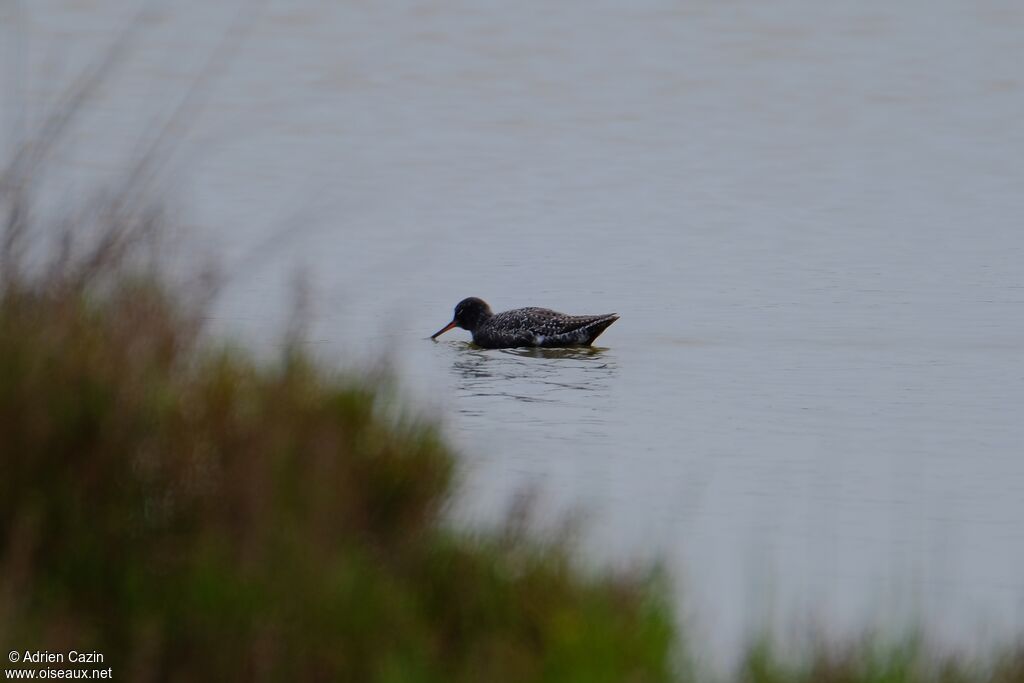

{"left": 11, "top": 0, "right": 1024, "bottom": 657}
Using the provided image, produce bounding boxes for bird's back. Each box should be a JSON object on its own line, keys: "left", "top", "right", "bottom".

{"left": 474, "top": 307, "right": 618, "bottom": 348}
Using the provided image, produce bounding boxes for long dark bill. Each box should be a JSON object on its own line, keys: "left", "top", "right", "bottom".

{"left": 430, "top": 320, "right": 457, "bottom": 339}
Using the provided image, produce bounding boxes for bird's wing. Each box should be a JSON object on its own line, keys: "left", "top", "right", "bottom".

{"left": 495, "top": 308, "right": 617, "bottom": 340}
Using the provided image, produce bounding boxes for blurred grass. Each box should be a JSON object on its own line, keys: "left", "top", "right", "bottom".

{"left": 0, "top": 21, "right": 676, "bottom": 680}
{"left": 0, "top": 211, "right": 677, "bottom": 680}
{"left": 738, "top": 634, "right": 1024, "bottom": 683}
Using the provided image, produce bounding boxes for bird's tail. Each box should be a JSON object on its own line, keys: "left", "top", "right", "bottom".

{"left": 582, "top": 314, "right": 619, "bottom": 345}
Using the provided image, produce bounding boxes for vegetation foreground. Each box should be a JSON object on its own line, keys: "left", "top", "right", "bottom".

{"left": 0, "top": 248, "right": 680, "bottom": 679}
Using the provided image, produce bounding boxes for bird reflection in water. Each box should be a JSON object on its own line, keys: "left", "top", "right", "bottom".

{"left": 446, "top": 342, "right": 617, "bottom": 411}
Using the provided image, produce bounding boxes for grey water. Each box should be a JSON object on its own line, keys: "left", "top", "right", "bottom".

{"left": 9, "top": 0, "right": 1024, "bottom": 658}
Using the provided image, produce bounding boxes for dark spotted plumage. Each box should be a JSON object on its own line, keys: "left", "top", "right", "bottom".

{"left": 431, "top": 297, "right": 619, "bottom": 349}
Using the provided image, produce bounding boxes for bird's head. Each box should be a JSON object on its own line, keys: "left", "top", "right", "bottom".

{"left": 430, "top": 297, "right": 493, "bottom": 338}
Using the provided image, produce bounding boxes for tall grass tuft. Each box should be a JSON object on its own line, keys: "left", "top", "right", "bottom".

{"left": 0, "top": 127, "right": 677, "bottom": 682}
